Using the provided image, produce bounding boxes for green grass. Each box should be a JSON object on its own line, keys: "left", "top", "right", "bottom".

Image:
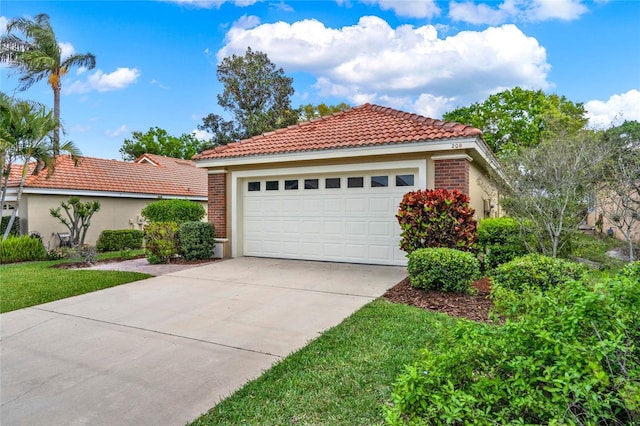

{"left": 0, "top": 253, "right": 151, "bottom": 313}
{"left": 190, "top": 299, "right": 464, "bottom": 426}
{"left": 571, "top": 231, "right": 628, "bottom": 268}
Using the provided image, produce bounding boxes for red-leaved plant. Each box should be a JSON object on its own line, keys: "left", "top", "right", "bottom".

{"left": 396, "top": 189, "right": 478, "bottom": 254}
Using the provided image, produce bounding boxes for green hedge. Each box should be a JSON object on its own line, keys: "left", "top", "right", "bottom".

{"left": 407, "top": 247, "right": 480, "bottom": 293}
{"left": 477, "top": 217, "right": 528, "bottom": 271}
{"left": 1, "top": 216, "right": 20, "bottom": 237}
{"left": 144, "top": 222, "right": 179, "bottom": 264}
{"left": 179, "top": 221, "right": 216, "bottom": 261}
{"left": 141, "top": 199, "right": 205, "bottom": 224}
{"left": 96, "top": 229, "right": 144, "bottom": 252}
{"left": 0, "top": 236, "right": 47, "bottom": 263}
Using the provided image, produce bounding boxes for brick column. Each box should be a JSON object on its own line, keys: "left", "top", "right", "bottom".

{"left": 434, "top": 157, "right": 470, "bottom": 195}
{"left": 208, "top": 173, "right": 226, "bottom": 238}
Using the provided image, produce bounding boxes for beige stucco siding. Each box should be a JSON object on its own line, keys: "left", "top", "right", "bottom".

{"left": 469, "top": 161, "right": 500, "bottom": 220}
{"left": 22, "top": 194, "right": 207, "bottom": 249}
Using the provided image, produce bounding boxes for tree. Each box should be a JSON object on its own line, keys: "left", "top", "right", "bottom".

{"left": 119, "top": 127, "right": 207, "bottom": 161}
{"left": 497, "top": 125, "right": 609, "bottom": 257}
{"left": 0, "top": 13, "right": 96, "bottom": 155}
{"left": 49, "top": 196, "right": 101, "bottom": 247}
{"left": 443, "top": 87, "right": 588, "bottom": 154}
{"left": 199, "top": 47, "right": 298, "bottom": 145}
{"left": 299, "top": 102, "right": 350, "bottom": 122}
{"left": 0, "top": 95, "right": 80, "bottom": 240}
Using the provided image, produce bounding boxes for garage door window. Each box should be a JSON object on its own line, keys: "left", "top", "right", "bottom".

{"left": 304, "top": 179, "right": 319, "bottom": 189}
{"left": 371, "top": 176, "right": 388, "bottom": 187}
{"left": 326, "top": 178, "right": 341, "bottom": 189}
{"left": 348, "top": 177, "right": 364, "bottom": 188}
{"left": 266, "top": 180, "right": 279, "bottom": 191}
{"left": 396, "top": 174, "right": 414, "bottom": 186}
{"left": 285, "top": 179, "right": 299, "bottom": 190}
{"left": 248, "top": 181, "right": 261, "bottom": 191}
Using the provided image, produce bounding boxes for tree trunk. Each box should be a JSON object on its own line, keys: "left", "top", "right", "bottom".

{"left": 53, "top": 85, "right": 61, "bottom": 156}
{"left": 2, "top": 162, "right": 28, "bottom": 241}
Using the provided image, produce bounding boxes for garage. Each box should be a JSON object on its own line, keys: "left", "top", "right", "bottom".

{"left": 241, "top": 170, "right": 417, "bottom": 265}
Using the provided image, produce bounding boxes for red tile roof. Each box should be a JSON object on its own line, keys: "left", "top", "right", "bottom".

{"left": 7, "top": 153, "right": 207, "bottom": 197}
{"left": 193, "top": 103, "right": 482, "bottom": 161}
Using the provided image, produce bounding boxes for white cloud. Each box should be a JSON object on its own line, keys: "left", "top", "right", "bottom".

{"left": 150, "top": 78, "right": 169, "bottom": 90}
{"left": 219, "top": 17, "right": 550, "bottom": 118}
{"left": 585, "top": 89, "right": 640, "bottom": 129}
{"left": 163, "top": 0, "right": 257, "bottom": 8}
{"left": 58, "top": 42, "right": 75, "bottom": 60}
{"left": 106, "top": 125, "right": 129, "bottom": 138}
{"left": 0, "top": 16, "right": 8, "bottom": 35}
{"left": 233, "top": 15, "right": 261, "bottom": 29}
{"left": 65, "top": 67, "right": 140, "bottom": 94}
{"left": 361, "top": 0, "right": 441, "bottom": 18}
{"left": 449, "top": 0, "right": 588, "bottom": 25}
{"left": 192, "top": 129, "right": 214, "bottom": 141}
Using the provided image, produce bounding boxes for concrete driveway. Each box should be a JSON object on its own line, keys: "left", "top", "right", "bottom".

{"left": 1, "top": 257, "right": 405, "bottom": 425}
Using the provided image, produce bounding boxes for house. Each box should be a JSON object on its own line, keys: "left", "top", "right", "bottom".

{"left": 193, "top": 103, "right": 503, "bottom": 266}
{"left": 4, "top": 153, "right": 207, "bottom": 249}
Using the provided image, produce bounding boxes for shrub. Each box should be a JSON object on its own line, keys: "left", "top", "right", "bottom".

{"left": 385, "top": 275, "right": 640, "bottom": 425}
{"left": 407, "top": 248, "right": 481, "bottom": 293}
{"left": 144, "top": 222, "right": 179, "bottom": 264}
{"left": 96, "top": 229, "right": 144, "bottom": 252}
{"left": 477, "top": 217, "right": 528, "bottom": 270}
{"left": 0, "top": 236, "right": 47, "bottom": 263}
{"left": 490, "top": 253, "right": 587, "bottom": 293}
{"left": 1, "top": 215, "right": 20, "bottom": 237}
{"left": 141, "top": 199, "right": 205, "bottom": 224}
{"left": 397, "top": 189, "right": 477, "bottom": 254}
{"left": 178, "top": 221, "right": 216, "bottom": 261}
{"left": 619, "top": 261, "right": 640, "bottom": 281}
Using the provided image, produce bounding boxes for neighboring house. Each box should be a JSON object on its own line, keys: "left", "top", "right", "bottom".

{"left": 4, "top": 153, "right": 207, "bottom": 249}
{"left": 193, "top": 103, "right": 503, "bottom": 266}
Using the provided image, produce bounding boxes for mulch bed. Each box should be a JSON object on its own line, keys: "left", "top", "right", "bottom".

{"left": 52, "top": 255, "right": 218, "bottom": 270}
{"left": 383, "top": 277, "right": 495, "bottom": 323}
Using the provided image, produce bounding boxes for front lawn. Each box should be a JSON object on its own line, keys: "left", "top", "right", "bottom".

{"left": 0, "top": 256, "right": 151, "bottom": 313}
{"left": 190, "top": 299, "right": 464, "bottom": 426}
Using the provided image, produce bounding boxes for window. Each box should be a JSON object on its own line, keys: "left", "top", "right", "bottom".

{"left": 285, "top": 180, "right": 299, "bottom": 190}
{"left": 371, "top": 176, "right": 388, "bottom": 187}
{"left": 266, "top": 180, "right": 279, "bottom": 191}
{"left": 304, "top": 179, "right": 319, "bottom": 189}
{"left": 325, "top": 178, "right": 341, "bottom": 189}
{"left": 396, "top": 174, "right": 414, "bottom": 187}
{"left": 347, "top": 177, "right": 364, "bottom": 188}
{"left": 248, "top": 181, "right": 260, "bottom": 191}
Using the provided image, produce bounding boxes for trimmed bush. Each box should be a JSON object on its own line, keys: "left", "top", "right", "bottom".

{"left": 407, "top": 247, "right": 481, "bottom": 293}
{"left": 178, "top": 221, "right": 216, "bottom": 261}
{"left": 397, "top": 189, "right": 477, "bottom": 254}
{"left": 477, "top": 217, "right": 528, "bottom": 270}
{"left": 96, "top": 229, "right": 144, "bottom": 252}
{"left": 141, "top": 199, "right": 205, "bottom": 224}
{"left": 385, "top": 275, "right": 640, "bottom": 426}
{"left": 490, "top": 253, "right": 587, "bottom": 293}
{"left": 0, "top": 235, "right": 47, "bottom": 263}
{"left": 144, "top": 222, "right": 179, "bottom": 264}
{"left": 1, "top": 215, "right": 20, "bottom": 237}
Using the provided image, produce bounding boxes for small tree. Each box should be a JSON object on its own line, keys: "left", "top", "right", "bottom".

{"left": 119, "top": 127, "right": 207, "bottom": 161}
{"left": 396, "top": 189, "right": 477, "bottom": 254}
{"left": 49, "top": 196, "right": 100, "bottom": 247}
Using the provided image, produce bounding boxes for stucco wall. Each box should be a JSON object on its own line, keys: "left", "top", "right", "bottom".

{"left": 21, "top": 194, "right": 207, "bottom": 249}
{"left": 469, "top": 161, "right": 500, "bottom": 220}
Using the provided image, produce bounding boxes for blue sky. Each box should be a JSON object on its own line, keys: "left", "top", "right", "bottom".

{"left": 1, "top": 0, "right": 639, "bottom": 160}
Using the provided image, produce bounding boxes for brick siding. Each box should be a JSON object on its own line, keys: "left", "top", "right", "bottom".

{"left": 434, "top": 159, "right": 470, "bottom": 195}
{"left": 208, "top": 173, "right": 226, "bottom": 238}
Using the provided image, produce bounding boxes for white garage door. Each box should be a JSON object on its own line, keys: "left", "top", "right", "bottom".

{"left": 242, "top": 170, "right": 417, "bottom": 265}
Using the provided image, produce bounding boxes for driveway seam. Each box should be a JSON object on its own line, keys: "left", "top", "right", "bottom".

{"left": 31, "top": 307, "right": 284, "bottom": 359}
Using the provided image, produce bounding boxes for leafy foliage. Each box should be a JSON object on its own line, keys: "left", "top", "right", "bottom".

{"left": 119, "top": 127, "right": 207, "bottom": 161}
{"left": 619, "top": 261, "right": 640, "bottom": 281}
{"left": 490, "top": 253, "right": 587, "bottom": 293}
{"left": 0, "top": 235, "right": 46, "bottom": 263}
{"left": 96, "top": 229, "right": 144, "bottom": 252}
{"left": 141, "top": 199, "right": 205, "bottom": 224}
{"left": 144, "top": 222, "right": 179, "bottom": 264}
{"left": 386, "top": 275, "right": 640, "bottom": 425}
{"left": 198, "top": 47, "right": 298, "bottom": 146}
{"left": 49, "top": 196, "right": 101, "bottom": 247}
{"left": 396, "top": 189, "right": 477, "bottom": 254}
{"left": 477, "top": 217, "right": 529, "bottom": 271}
{"left": 443, "top": 87, "right": 587, "bottom": 154}
{"left": 299, "top": 102, "right": 350, "bottom": 121}
{"left": 407, "top": 248, "right": 480, "bottom": 293}
{"left": 1, "top": 215, "right": 20, "bottom": 237}
{"left": 178, "top": 221, "right": 216, "bottom": 261}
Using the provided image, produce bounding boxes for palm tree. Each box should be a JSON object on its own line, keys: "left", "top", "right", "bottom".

{"left": 0, "top": 13, "right": 95, "bottom": 155}
{"left": 1, "top": 95, "right": 80, "bottom": 240}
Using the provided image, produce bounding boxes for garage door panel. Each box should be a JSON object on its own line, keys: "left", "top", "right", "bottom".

{"left": 242, "top": 169, "right": 416, "bottom": 266}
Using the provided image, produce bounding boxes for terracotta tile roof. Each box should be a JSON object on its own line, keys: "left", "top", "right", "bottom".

{"left": 7, "top": 153, "right": 207, "bottom": 198}
{"left": 193, "top": 103, "right": 482, "bottom": 161}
